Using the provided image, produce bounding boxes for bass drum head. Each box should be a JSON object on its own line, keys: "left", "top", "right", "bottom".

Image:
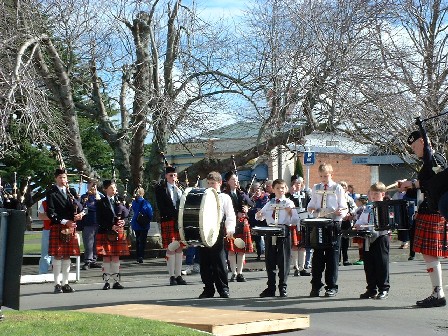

{"left": 199, "top": 188, "right": 221, "bottom": 247}
{"left": 177, "top": 187, "right": 192, "bottom": 243}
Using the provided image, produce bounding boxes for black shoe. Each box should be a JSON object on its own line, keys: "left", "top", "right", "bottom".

{"left": 256, "top": 256, "right": 261, "bottom": 261}
{"left": 279, "top": 289, "right": 288, "bottom": 297}
{"left": 259, "top": 288, "right": 276, "bottom": 298}
{"left": 343, "top": 261, "right": 352, "bottom": 266}
{"left": 89, "top": 262, "right": 102, "bottom": 269}
{"left": 229, "top": 274, "right": 236, "bottom": 282}
{"left": 176, "top": 276, "right": 187, "bottom": 285}
{"left": 54, "top": 284, "right": 63, "bottom": 294}
{"left": 81, "top": 263, "right": 90, "bottom": 270}
{"left": 310, "top": 289, "right": 321, "bottom": 297}
{"left": 199, "top": 290, "right": 215, "bottom": 299}
{"left": 103, "top": 282, "right": 111, "bottom": 290}
{"left": 62, "top": 284, "right": 75, "bottom": 293}
{"left": 299, "top": 269, "right": 311, "bottom": 276}
{"left": 359, "top": 290, "right": 377, "bottom": 299}
{"left": 236, "top": 274, "right": 246, "bottom": 282}
{"left": 293, "top": 269, "right": 300, "bottom": 276}
{"left": 219, "top": 290, "right": 230, "bottom": 298}
{"left": 137, "top": 258, "right": 143, "bottom": 264}
{"left": 170, "top": 276, "right": 177, "bottom": 286}
{"left": 416, "top": 295, "right": 447, "bottom": 308}
{"left": 408, "top": 256, "right": 415, "bottom": 260}
{"left": 374, "top": 291, "right": 388, "bottom": 300}
{"left": 324, "top": 288, "right": 337, "bottom": 297}
{"left": 113, "top": 282, "right": 124, "bottom": 289}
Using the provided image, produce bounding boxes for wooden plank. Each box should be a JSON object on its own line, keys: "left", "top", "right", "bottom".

{"left": 80, "top": 304, "right": 309, "bottom": 336}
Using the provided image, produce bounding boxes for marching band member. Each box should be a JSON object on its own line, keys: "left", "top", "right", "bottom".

{"left": 286, "top": 175, "right": 311, "bottom": 277}
{"left": 223, "top": 171, "right": 254, "bottom": 283}
{"left": 307, "top": 163, "right": 347, "bottom": 298}
{"left": 154, "top": 166, "right": 187, "bottom": 286}
{"left": 46, "top": 168, "right": 84, "bottom": 294}
{"left": 354, "top": 182, "right": 390, "bottom": 300}
{"left": 96, "top": 180, "right": 130, "bottom": 290}
{"left": 247, "top": 182, "right": 269, "bottom": 260}
{"left": 198, "top": 171, "right": 236, "bottom": 298}
{"left": 397, "top": 130, "right": 448, "bottom": 308}
{"left": 256, "top": 178, "right": 299, "bottom": 298}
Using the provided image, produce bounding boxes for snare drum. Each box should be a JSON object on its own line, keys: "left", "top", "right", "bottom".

{"left": 299, "top": 218, "right": 339, "bottom": 249}
{"left": 373, "top": 200, "right": 410, "bottom": 231}
{"left": 341, "top": 229, "right": 372, "bottom": 238}
{"left": 251, "top": 225, "right": 287, "bottom": 237}
{"left": 178, "top": 188, "right": 221, "bottom": 247}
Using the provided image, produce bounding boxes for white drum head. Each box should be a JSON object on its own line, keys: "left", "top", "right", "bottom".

{"left": 199, "top": 188, "right": 221, "bottom": 247}
{"left": 234, "top": 237, "right": 246, "bottom": 249}
{"left": 177, "top": 187, "right": 192, "bottom": 243}
{"left": 167, "top": 240, "right": 180, "bottom": 251}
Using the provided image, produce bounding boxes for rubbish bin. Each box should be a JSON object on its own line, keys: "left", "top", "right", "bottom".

{"left": 0, "top": 209, "right": 26, "bottom": 319}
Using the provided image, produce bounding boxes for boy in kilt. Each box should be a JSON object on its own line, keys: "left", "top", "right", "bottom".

{"left": 154, "top": 166, "right": 187, "bottom": 286}
{"left": 96, "top": 180, "right": 130, "bottom": 290}
{"left": 46, "top": 168, "right": 85, "bottom": 294}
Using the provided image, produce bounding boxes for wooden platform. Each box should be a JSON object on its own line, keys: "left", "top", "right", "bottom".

{"left": 80, "top": 304, "right": 310, "bottom": 336}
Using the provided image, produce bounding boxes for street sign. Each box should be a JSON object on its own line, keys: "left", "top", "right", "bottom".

{"left": 304, "top": 151, "right": 316, "bottom": 165}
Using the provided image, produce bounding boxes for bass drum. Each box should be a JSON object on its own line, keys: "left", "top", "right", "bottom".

{"left": 178, "top": 187, "right": 222, "bottom": 248}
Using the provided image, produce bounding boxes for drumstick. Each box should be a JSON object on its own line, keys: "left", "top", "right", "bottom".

{"left": 386, "top": 182, "right": 398, "bottom": 190}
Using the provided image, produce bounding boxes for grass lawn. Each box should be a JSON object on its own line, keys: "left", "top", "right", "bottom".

{"left": 0, "top": 310, "right": 207, "bottom": 336}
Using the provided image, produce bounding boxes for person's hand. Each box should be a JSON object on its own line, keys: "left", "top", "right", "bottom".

{"left": 335, "top": 208, "right": 344, "bottom": 216}
{"left": 74, "top": 213, "right": 83, "bottom": 221}
{"left": 242, "top": 205, "right": 249, "bottom": 213}
{"left": 66, "top": 220, "right": 77, "bottom": 228}
{"left": 116, "top": 219, "right": 125, "bottom": 227}
{"left": 285, "top": 207, "right": 292, "bottom": 216}
{"left": 255, "top": 211, "right": 263, "bottom": 220}
{"left": 226, "top": 232, "right": 234, "bottom": 240}
{"left": 397, "top": 179, "right": 411, "bottom": 192}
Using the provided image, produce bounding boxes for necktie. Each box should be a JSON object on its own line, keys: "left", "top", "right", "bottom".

{"left": 272, "top": 199, "right": 280, "bottom": 219}
{"left": 172, "top": 186, "right": 177, "bottom": 207}
{"left": 109, "top": 197, "right": 116, "bottom": 215}
{"left": 321, "top": 184, "right": 328, "bottom": 208}
{"left": 61, "top": 188, "right": 67, "bottom": 199}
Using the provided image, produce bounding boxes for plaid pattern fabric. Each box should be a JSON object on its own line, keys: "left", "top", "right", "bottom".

{"left": 414, "top": 213, "right": 448, "bottom": 257}
{"left": 48, "top": 224, "right": 80, "bottom": 257}
{"left": 96, "top": 228, "right": 130, "bottom": 256}
{"left": 225, "top": 217, "right": 254, "bottom": 253}
{"left": 290, "top": 225, "right": 299, "bottom": 247}
{"left": 352, "top": 237, "right": 363, "bottom": 244}
{"left": 161, "top": 220, "right": 182, "bottom": 249}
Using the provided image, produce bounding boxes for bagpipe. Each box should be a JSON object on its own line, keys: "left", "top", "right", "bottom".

{"left": 0, "top": 173, "right": 30, "bottom": 210}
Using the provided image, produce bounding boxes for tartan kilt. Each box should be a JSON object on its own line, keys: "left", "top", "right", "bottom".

{"left": 414, "top": 213, "right": 448, "bottom": 257}
{"left": 96, "top": 228, "right": 130, "bottom": 256}
{"left": 290, "top": 225, "right": 299, "bottom": 247}
{"left": 48, "top": 224, "right": 80, "bottom": 257}
{"left": 352, "top": 237, "right": 364, "bottom": 244}
{"left": 225, "top": 218, "right": 254, "bottom": 253}
{"left": 161, "top": 220, "right": 183, "bottom": 249}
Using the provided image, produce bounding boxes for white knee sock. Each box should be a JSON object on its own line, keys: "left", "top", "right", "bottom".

{"left": 174, "top": 252, "right": 183, "bottom": 277}
{"left": 237, "top": 253, "right": 245, "bottom": 274}
{"left": 52, "top": 259, "right": 62, "bottom": 285}
{"left": 111, "top": 260, "right": 120, "bottom": 275}
{"left": 228, "top": 253, "right": 237, "bottom": 275}
{"left": 102, "top": 262, "right": 111, "bottom": 282}
{"left": 61, "top": 259, "right": 71, "bottom": 285}
{"left": 426, "top": 260, "right": 445, "bottom": 298}
{"left": 298, "top": 248, "right": 306, "bottom": 271}
{"left": 166, "top": 252, "right": 175, "bottom": 276}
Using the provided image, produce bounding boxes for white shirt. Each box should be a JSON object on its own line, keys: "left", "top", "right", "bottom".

{"left": 218, "top": 192, "right": 236, "bottom": 234}
{"left": 167, "top": 182, "right": 181, "bottom": 206}
{"left": 256, "top": 196, "right": 299, "bottom": 226}
{"left": 307, "top": 181, "right": 347, "bottom": 221}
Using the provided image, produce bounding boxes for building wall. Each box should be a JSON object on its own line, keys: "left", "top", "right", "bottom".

{"left": 301, "top": 153, "right": 372, "bottom": 194}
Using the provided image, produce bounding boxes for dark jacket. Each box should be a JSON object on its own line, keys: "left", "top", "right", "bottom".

{"left": 96, "top": 196, "right": 129, "bottom": 233}
{"left": 46, "top": 185, "right": 81, "bottom": 225}
{"left": 154, "top": 180, "right": 178, "bottom": 222}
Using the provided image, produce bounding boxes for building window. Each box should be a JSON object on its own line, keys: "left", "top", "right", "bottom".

{"left": 326, "top": 140, "right": 339, "bottom": 147}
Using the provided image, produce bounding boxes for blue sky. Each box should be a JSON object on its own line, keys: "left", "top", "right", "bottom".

{"left": 189, "top": 0, "right": 247, "bottom": 19}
